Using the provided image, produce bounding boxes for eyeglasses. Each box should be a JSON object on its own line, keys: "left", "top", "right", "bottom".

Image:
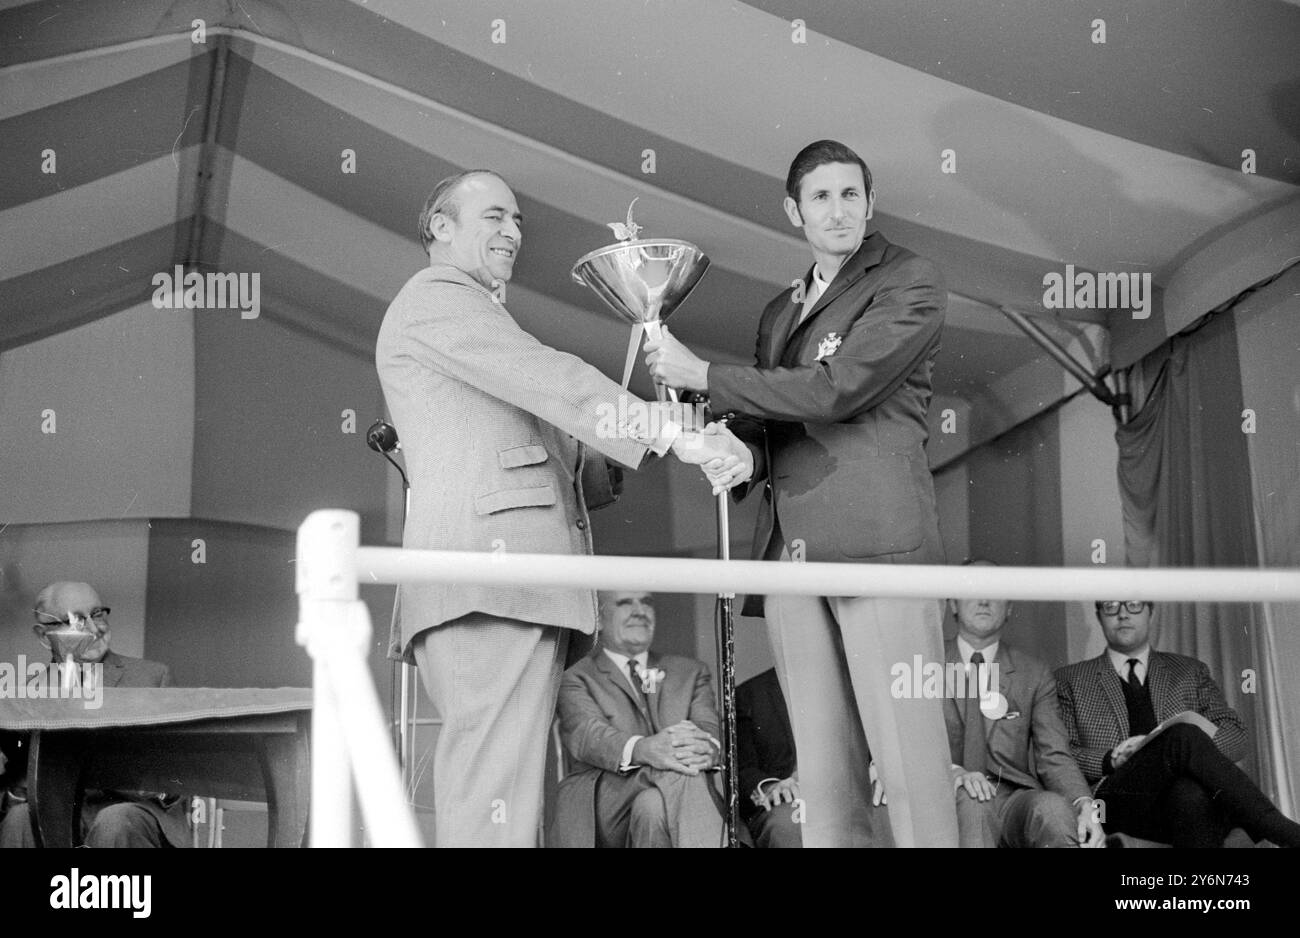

{"left": 34, "top": 607, "right": 110, "bottom": 627}
{"left": 1097, "top": 601, "right": 1148, "bottom": 616}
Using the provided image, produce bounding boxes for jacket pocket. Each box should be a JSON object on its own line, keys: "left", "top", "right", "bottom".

{"left": 474, "top": 483, "right": 558, "bottom": 515}
{"left": 498, "top": 443, "right": 549, "bottom": 469}
{"left": 830, "top": 455, "right": 925, "bottom": 558}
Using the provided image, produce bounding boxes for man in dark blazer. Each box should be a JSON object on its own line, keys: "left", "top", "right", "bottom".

{"left": 645, "top": 140, "right": 957, "bottom": 847}
{"left": 549, "top": 591, "right": 723, "bottom": 847}
{"left": 737, "top": 668, "right": 801, "bottom": 848}
{"left": 941, "top": 570, "right": 1103, "bottom": 847}
{"left": 376, "top": 171, "right": 747, "bottom": 847}
{"left": 1055, "top": 600, "right": 1300, "bottom": 847}
{"left": 0, "top": 581, "right": 186, "bottom": 848}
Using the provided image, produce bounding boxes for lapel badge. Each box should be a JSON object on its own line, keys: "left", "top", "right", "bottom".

{"left": 979, "top": 690, "right": 1009, "bottom": 720}
{"left": 641, "top": 667, "right": 666, "bottom": 695}
{"left": 815, "top": 332, "right": 843, "bottom": 361}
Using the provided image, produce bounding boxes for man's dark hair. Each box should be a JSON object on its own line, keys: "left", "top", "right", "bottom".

{"left": 418, "top": 169, "right": 503, "bottom": 251}
{"left": 785, "top": 139, "right": 872, "bottom": 204}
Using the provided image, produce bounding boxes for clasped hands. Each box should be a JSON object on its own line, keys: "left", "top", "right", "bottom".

{"left": 671, "top": 421, "right": 753, "bottom": 495}
{"left": 631, "top": 720, "right": 718, "bottom": 776}
{"left": 640, "top": 326, "right": 751, "bottom": 493}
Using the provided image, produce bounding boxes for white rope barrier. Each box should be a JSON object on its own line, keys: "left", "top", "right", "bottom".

{"left": 354, "top": 546, "right": 1300, "bottom": 603}
{"left": 297, "top": 508, "right": 1300, "bottom": 849}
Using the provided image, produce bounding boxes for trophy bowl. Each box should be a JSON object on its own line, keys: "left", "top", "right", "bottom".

{"left": 571, "top": 239, "right": 710, "bottom": 329}
{"left": 44, "top": 625, "right": 97, "bottom": 661}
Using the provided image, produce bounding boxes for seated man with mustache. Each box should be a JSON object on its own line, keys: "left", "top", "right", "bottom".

{"left": 549, "top": 591, "right": 724, "bottom": 847}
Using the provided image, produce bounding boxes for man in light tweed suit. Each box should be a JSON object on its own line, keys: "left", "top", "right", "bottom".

{"left": 375, "top": 170, "right": 752, "bottom": 847}
{"left": 1055, "top": 600, "right": 1300, "bottom": 847}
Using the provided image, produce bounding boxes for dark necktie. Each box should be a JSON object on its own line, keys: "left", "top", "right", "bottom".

{"left": 1122, "top": 657, "right": 1157, "bottom": 736}
{"left": 626, "top": 658, "right": 657, "bottom": 732}
{"left": 962, "top": 652, "right": 988, "bottom": 774}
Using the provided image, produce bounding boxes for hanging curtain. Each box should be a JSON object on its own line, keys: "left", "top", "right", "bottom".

{"left": 1114, "top": 311, "right": 1265, "bottom": 788}
{"left": 1115, "top": 271, "right": 1300, "bottom": 813}
{"left": 1233, "top": 266, "right": 1300, "bottom": 817}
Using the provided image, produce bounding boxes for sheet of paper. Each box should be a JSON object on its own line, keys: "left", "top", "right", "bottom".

{"left": 1130, "top": 709, "right": 1217, "bottom": 756}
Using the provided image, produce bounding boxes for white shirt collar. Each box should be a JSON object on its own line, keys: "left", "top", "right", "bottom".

{"left": 603, "top": 648, "right": 648, "bottom": 689}
{"left": 956, "top": 636, "right": 999, "bottom": 666}
{"left": 1107, "top": 645, "right": 1151, "bottom": 682}
{"left": 797, "top": 265, "right": 831, "bottom": 323}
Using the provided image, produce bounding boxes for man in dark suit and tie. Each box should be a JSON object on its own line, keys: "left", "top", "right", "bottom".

{"left": 941, "top": 567, "right": 1103, "bottom": 847}
{"left": 737, "top": 667, "right": 801, "bottom": 848}
{"left": 0, "top": 581, "right": 186, "bottom": 848}
{"left": 645, "top": 140, "right": 957, "bottom": 846}
{"left": 376, "top": 170, "right": 750, "bottom": 846}
{"left": 549, "top": 591, "right": 723, "bottom": 847}
{"left": 1055, "top": 600, "right": 1300, "bottom": 847}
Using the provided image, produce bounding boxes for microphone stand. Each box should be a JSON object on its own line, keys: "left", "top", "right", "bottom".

{"left": 367, "top": 421, "right": 416, "bottom": 792}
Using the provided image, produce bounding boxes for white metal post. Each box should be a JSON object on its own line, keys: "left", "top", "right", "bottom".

{"left": 296, "top": 509, "right": 361, "bottom": 847}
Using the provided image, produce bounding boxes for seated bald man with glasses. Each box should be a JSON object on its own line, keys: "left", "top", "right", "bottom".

{"left": 1054, "top": 600, "right": 1300, "bottom": 848}
{"left": 0, "top": 581, "right": 186, "bottom": 848}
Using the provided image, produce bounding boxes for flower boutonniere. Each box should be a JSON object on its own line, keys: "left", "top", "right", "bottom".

{"left": 641, "top": 667, "right": 666, "bottom": 695}
{"left": 815, "top": 332, "right": 843, "bottom": 361}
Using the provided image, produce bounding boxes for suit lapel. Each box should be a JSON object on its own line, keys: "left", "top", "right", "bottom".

{"left": 780, "top": 233, "right": 888, "bottom": 361}
{"left": 942, "top": 640, "right": 966, "bottom": 728}
{"left": 593, "top": 652, "right": 652, "bottom": 734}
{"left": 766, "top": 291, "right": 802, "bottom": 367}
{"left": 943, "top": 638, "right": 1003, "bottom": 738}
{"left": 987, "top": 646, "right": 1015, "bottom": 741}
{"left": 1147, "top": 652, "right": 1173, "bottom": 722}
{"left": 647, "top": 652, "right": 665, "bottom": 733}
{"left": 101, "top": 651, "right": 127, "bottom": 688}
{"left": 1094, "top": 654, "right": 1129, "bottom": 734}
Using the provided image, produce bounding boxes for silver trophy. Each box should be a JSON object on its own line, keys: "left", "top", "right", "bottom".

{"left": 44, "top": 613, "right": 98, "bottom": 693}
{"left": 44, "top": 623, "right": 96, "bottom": 661}
{"left": 571, "top": 199, "right": 710, "bottom": 402}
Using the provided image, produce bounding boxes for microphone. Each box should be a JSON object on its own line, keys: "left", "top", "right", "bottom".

{"left": 366, "top": 419, "right": 408, "bottom": 492}
{"left": 366, "top": 420, "right": 400, "bottom": 455}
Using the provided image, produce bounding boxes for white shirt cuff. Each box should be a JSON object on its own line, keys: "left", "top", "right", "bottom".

{"left": 619, "top": 735, "right": 643, "bottom": 772}
{"left": 647, "top": 420, "right": 682, "bottom": 457}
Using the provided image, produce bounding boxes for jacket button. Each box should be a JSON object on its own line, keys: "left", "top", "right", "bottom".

{"left": 576, "top": 519, "right": 587, "bottom": 530}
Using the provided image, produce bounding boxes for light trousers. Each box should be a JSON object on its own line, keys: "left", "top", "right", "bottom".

{"left": 414, "top": 615, "right": 568, "bottom": 847}
{"left": 765, "top": 586, "right": 958, "bottom": 847}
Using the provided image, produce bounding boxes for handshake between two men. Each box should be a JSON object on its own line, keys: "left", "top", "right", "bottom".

{"left": 632, "top": 322, "right": 753, "bottom": 495}
{"left": 643, "top": 400, "right": 753, "bottom": 496}
{"left": 639, "top": 326, "right": 751, "bottom": 495}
